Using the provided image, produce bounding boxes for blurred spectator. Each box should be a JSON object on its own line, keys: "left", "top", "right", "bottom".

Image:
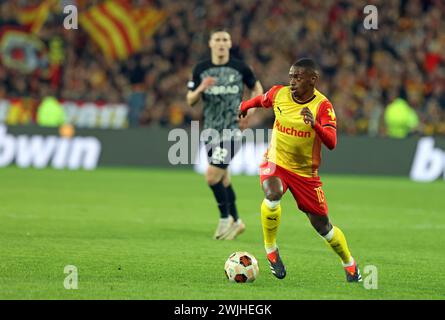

{"left": 37, "top": 96, "right": 65, "bottom": 127}
{"left": 0, "top": 0, "right": 444, "bottom": 135}
{"left": 384, "top": 97, "right": 419, "bottom": 138}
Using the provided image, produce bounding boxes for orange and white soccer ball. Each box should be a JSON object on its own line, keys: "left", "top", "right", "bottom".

{"left": 224, "top": 251, "right": 259, "bottom": 283}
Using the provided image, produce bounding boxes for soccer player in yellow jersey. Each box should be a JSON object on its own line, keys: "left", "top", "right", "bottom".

{"left": 239, "top": 58, "right": 362, "bottom": 282}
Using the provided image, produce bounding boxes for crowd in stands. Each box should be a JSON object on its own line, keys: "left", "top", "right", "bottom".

{"left": 0, "top": 0, "right": 444, "bottom": 136}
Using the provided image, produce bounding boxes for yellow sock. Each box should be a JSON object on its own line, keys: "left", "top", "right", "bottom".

{"left": 324, "top": 226, "right": 353, "bottom": 264}
{"left": 261, "top": 199, "right": 281, "bottom": 251}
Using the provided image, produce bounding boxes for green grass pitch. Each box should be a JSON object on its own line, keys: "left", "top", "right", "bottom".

{"left": 1, "top": 167, "right": 444, "bottom": 300}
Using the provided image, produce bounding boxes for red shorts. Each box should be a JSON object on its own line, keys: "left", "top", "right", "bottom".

{"left": 259, "top": 161, "right": 328, "bottom": 216}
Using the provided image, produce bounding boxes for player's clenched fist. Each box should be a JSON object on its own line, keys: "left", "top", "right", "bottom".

{"left": 238, "top": 102, "right": 248, "bottom": 118}
{"left": 301, "top": 107, "right": 315, "bottom": 127}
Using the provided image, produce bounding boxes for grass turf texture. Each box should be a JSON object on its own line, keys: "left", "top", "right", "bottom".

{"left": 0, "top": 167, "right": 444, "bottom": 300}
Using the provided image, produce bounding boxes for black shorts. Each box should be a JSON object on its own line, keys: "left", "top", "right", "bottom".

{"left": 206, "top": 138, "right": 242, "bottom": 169}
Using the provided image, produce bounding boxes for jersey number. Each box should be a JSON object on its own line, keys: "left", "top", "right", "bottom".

{"left": 314, "top": 187, "right": 325, "bottom": 204}
{"left": 212, "top": 146, "right": 228, "bottom": 163}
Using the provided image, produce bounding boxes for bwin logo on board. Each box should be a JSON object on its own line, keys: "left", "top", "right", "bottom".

{"left": 0, "top": 125, "right": 101, "bottom": 170}
{"left": 410, "top": 137, "right": 445, "bottom": 182}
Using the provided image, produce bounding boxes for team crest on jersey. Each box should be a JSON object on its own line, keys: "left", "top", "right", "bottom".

{"left": 328, "top": 108, "right": 336, "bottom": 122}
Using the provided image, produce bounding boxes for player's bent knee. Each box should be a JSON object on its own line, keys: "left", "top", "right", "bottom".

{"left": 265, "top": 190, "right": 282, "bottom": 202}
{"left": 206, "top": 166, "right": 226, "bottom": 186}
{"left": 222, "top": 176, "right": 231, "bottom": 188}
{"left": 262, "top": 178, "right": 284, "bottom": 201}
{"left": 206, "top": 172, "right": 223, "bottom": 186}
{"left": 206, "top": 176, "right": 221, "bottom": 186}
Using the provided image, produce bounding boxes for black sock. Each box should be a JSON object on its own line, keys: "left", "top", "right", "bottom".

{"left": 209, "top": 181, "right": 229, "bottom": 219}
{"left": 225, "top": 184, "right": 238, "bottom": 221}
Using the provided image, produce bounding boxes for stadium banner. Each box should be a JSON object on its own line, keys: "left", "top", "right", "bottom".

{"left": 0, "top": 125, "right": 101, "bottom": 170}
{"left": 0, "top": 98, "right": 128, "bottom": 129}
{"left": 1, "top": 125, "right": 445, "bottom": 182}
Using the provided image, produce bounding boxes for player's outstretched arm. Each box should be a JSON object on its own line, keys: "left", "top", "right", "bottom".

{"left": 239, "top": 80, "right": 264, "bottom": 117}
{"left": 238, "top": 81, "right": 265, "bottom": 129}
{"left": 238, "top": 85, "right": 281, "bottom": 118}
{"left": 238, "top": 95, "right": 264, "bottom": 118}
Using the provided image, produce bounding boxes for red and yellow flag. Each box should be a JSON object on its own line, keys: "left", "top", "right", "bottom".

{"left": 80, "top": 1, "right": 166, "bottom": 61}
{"left": 16, "top": 0, "right": 56, "bottom": 34}
{"left": 79, "top": 1, "right": 141, "bottom": 61}
{"left": 132, "top": 7, "right": 167, "bottom": 38}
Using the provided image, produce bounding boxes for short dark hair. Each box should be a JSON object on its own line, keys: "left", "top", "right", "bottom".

{"left": 292, "top": 58, "right": 319, "bottom": 75}
{"left": 209, "top": 29, "right": 230, "bottom": 38}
